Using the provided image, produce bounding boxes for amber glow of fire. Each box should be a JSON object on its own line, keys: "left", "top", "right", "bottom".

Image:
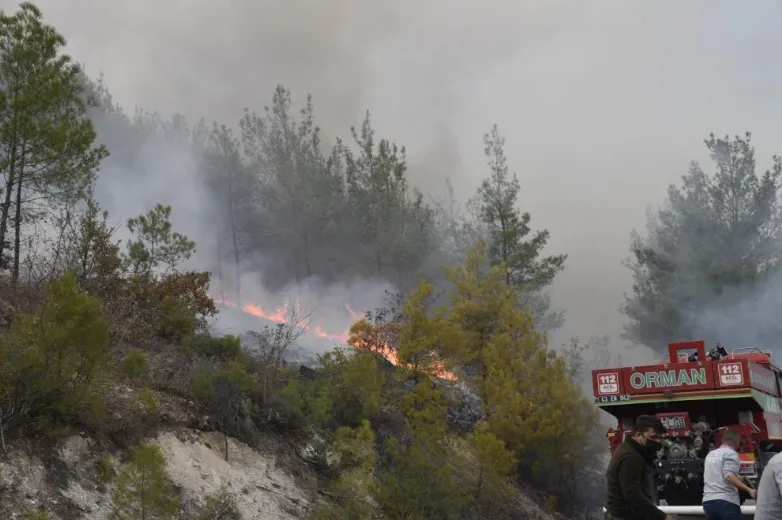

{"left": 212, "top": 295, "right": 455, "bottom": 380}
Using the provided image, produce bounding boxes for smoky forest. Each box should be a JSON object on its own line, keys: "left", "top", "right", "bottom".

{"left": 2, "top": 3, "right": 782, "bottom": 520}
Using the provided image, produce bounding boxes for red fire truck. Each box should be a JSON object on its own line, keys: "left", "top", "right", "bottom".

{"left": 592, "top": 340, "right": 782, "bottom": 506}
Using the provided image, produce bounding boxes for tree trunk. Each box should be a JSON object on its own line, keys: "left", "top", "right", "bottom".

{"left": 215, "top": 234, "right": 224, "bottom": 301}
{"left": 0, "top": 410, "right": 6, "bottom": 457}
{"left": 302, "top": 229, "right": 312, "bottom": 278}
{"left": 11, "top": 144, "right": 25, "bottom": 290}
{"left": 293, "top": 251, "right": 301, "bottom": 283}
{"left": 475, "top": 464, "right": 484, "bottom": 501}
{"left": 140, "top": 469, "right": 147, "bottom": 519}
{"left": 0, "top": 138, "right": 19, "bottom": 270}
{"left": 230, "top": 220, "right": 241, "bottom": 307}
{"left": 224, "top": 432, "right": 229, "bottom": 462}
{"left": 481, "top": 370, "right": 490, "bottom": 411}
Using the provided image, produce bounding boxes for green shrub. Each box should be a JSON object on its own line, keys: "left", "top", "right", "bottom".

{"left": 196, "top": 486, "right": 241, "bottom": 520}
{"left": 285, "top": 349, "right": 384, "bottom": 431}
{"left": 120, "top": 349, "right": 148, "bottom": 379}
{"left": 193, "top": 361, "right": 258, "bottom": 460}
{"left": 135, "top": 387, "right": 159, "bottom": 414}
{"left": 0, "top": 271, "right": 112, "bottom": 435}
{"left": 24, "top": 508, "right": 49, "bottom": 520}
{"left": 97, "top": 454, "right": 116, "bottom": 483}
{"left": 185, "top": 333, "right": 243, "bottom": 365}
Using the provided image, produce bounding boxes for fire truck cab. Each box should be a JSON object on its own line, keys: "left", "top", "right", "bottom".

{"left": 592, "top": 340, "right": 782, "bottom": 507}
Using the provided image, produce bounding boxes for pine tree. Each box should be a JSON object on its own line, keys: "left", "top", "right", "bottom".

{"left": 475, "top": 125, "right": 566, "bottom": 329}
{"left": 342, "top": 112, "right": 434, "bottom": 287}
{"left": 308, "top": 420, "right": 377, "bottom": 520}
{"left": 377, "top": 378, "right": 466, "bottom": 520}
{"left": 123, "top": 204, "right": 196, "bottom": 277}
{"left": 111, "top": 443, "right": 179, "bottom": 520}
{"left": 436, "top": 242, "right": 597, "bottom": 497}
{"left": 239, "top": 86, "right": 344, "bottom": 284}
{"left": 0, "top": 3, "right": 108, "bottom": 285}
{"left": 201, "top": 123, "right": 255, "bottom": 305}
{"left": 477, "top": 125, "right": 566, "bottom": 291}
{"left": 395, "top": 281, "right": 455, "bottom": 376}
{"left": 441, "top": 240, "right": 546, "bottom": 409}
{"left": 623, "top": 132, "right": 782, "bottom": 351}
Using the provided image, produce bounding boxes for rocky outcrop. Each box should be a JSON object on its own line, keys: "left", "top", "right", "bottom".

{"left": 439, "top": 380, "right": 486, "bottom": 434}
{"left": 157, "top": 430, "right": 310, "bottom": 519}
{"left": 0, "top": 429, "right": 311, "bottom": 520}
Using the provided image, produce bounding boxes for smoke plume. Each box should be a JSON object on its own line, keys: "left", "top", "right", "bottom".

{"left": 10, "top": 0, "right": 782, "bottom": 366}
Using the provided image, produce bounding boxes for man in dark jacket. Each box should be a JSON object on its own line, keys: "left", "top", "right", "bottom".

{"left": 605, "top": 415, "right": 672, "bottom": 520}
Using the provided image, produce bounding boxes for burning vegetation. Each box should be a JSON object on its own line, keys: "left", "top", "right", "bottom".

{"left": 212, "top": 294, "right": 457, "bottom": 380}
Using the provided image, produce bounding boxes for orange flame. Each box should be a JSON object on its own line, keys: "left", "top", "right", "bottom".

{"left": 211, "top": 294, "right": 455, "bottom": 380}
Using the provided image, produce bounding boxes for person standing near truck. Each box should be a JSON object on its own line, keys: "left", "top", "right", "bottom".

{"left": 755, "top": 450, "right": 782, "bottom": 520}
{"left": 605, "top": 415, "right": 673, "bottom": 520}
{"left": 702, "top": 428, "right": 756, "bottom": 520}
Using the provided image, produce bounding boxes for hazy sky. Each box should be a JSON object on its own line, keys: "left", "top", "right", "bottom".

{"left": 8, "top": 0, "right": 782, "bottom": 357}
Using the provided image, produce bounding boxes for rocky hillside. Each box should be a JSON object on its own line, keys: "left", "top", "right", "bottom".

{"left": 0, "top": 429, "right": 309, "bottom": 520}
{"left": 0, "top": 375, "right": 312, "bottom": 520}
{"left": 0, "top": 399, "right": 567, "bottom": 520}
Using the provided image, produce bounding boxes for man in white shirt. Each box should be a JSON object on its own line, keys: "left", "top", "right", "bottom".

{"left": 755, "top": 451, "right": 782, "bottom": 520}
{"left": 702, "top": 429, "right": 756, "bottom": 520}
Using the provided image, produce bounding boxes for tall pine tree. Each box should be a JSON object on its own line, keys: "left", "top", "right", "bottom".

{"left": 202, "top": 123, "right": 256, "bottom": 305}
{"left": 239, "top": 86, "right": 345, "bottom": 286}
{"left": 476, "top": 124, "right": 566, "bottom": 329}
{"left": 0, "top": 3, "right": 107, "bottom": 286}
{"left": 623, "top": 132, "right": 782, "bottom": 352}
{"left": 342, "top": 112, "right": 434, "bottom": 288}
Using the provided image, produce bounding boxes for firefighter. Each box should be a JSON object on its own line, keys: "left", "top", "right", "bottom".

{"left": 702, "top": 428, "right": 755, "bottom": 520}
{"left": 604, "top": 415, "right": 672, "bottom": 520}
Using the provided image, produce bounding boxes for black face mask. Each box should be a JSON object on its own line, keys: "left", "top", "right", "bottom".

{"left": 644, "top": 439, "right": 662, "bottom": 456}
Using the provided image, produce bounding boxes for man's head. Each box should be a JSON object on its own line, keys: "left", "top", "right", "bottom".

{"left": 721, "top": 428, "right": 740, "bottom": 450}
{"left": 631, "top": 415, "right": 666, "bottom": 453}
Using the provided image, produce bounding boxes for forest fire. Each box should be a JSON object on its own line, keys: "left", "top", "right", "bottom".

{"left": 211, "top": 295, "right": 455, "bottom": 380}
